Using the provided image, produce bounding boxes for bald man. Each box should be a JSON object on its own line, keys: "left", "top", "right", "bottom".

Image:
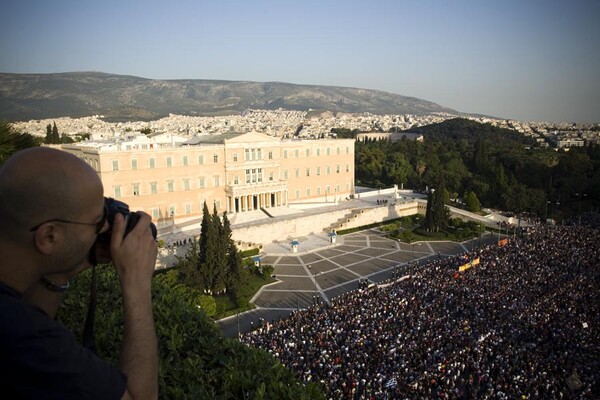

{"left": 0, "top": 147, "right": 158, "bottom": 400}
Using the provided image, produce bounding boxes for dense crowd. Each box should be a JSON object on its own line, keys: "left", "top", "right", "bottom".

{"left": 242, "top": 225, "right": 600, "bottom": 399}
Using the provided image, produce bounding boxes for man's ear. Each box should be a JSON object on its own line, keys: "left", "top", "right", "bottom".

{"left": 33, "top": 224, "right": 63, "bottom": 255}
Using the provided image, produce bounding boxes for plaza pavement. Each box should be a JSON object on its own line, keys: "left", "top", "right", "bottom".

{"left": 216, "top": 229, "right": 503, "bottom": 338}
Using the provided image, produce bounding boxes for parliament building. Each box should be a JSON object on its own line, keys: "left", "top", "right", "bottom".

{"left": 61, "top": 132, "right": 355, "bottom": 226}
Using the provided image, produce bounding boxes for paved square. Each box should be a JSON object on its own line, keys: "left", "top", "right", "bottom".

{"left": 316, "top": 268, "right": 361, "bottom": 289}
{"left": 306, "top": 259, "right": 339, "bottom": 273}
{"left": 347, "top": 258, "right": 394, "bottom": 276}
{"left": 368, "top": 240, "right": 398, "bottom": 250}
{"left": 267, "top": 276, "right": 316, "bottom": 290}
{"left": 355, "top": 247, "right": 397, "bottom": 257}
{"left": 300, "top": 253, "right": 325, "bottom": 264}
{"left": 336, "top": 244, "right": 365, "bottom": 252}
{"left": 328, "top": 252, "right": 370, "bottom": 266}
{"left": 274, "top": 264, "right": 308, "bottom": 276}
{"left": 276, "top": 256, "right": 302, "bottom": 265}
{"left": 315, "top": 248, "right": 346, "bottom": 258}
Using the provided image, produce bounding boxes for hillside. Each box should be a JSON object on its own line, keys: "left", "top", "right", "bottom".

{"left": 0, "top": 72, "right": 460, "bottom": 122}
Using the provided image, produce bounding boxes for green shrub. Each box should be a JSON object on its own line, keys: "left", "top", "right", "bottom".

{"left": 240, "top": 248, "right": 260, "bottom": 258}
{"left": 58, "top": 266, "right": 324, "bottom": 399}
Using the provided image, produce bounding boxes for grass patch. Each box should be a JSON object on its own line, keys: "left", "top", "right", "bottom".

{"left": 213, "top": 271, "right": 275, "bottom": 319}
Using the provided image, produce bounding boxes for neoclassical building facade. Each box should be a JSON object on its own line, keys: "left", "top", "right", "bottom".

{"left": 61, "top": 132, "right": 355, "bottom": 225}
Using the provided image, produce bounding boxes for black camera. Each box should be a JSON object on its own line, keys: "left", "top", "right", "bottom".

{"left": 98, "top": 197, "right": 158, "bottom": 242}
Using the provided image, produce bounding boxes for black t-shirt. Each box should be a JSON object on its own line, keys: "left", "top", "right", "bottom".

{"left": 0, "top": 282, "right": 127, "bottom": 399}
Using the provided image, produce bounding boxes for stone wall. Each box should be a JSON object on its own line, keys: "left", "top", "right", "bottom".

{"left": 231, "top": 200, "right": 422, "bottom": 245}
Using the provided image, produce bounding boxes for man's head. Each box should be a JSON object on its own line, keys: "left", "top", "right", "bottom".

{"left": 0, "top": 147, "right": 106, "bottom": 279}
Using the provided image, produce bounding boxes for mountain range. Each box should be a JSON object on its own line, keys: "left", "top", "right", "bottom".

{"left": 0, "top": 72, "right": 462, "bottom": 122}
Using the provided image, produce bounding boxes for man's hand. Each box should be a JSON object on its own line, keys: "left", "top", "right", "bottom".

{"left": 109, "top": 212, "right": 157, "bottom": 291}
{"left": 109, "top": 212, "right": 158, "bottom": 400}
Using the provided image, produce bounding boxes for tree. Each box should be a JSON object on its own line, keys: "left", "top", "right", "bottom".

{"left": 58, "top": 267, "right": 325, "bottom": 399}
{"left": 0, "top": 122, "right": 39, "bottom": 165}
{"left": 45, "top": 124, "right": 52, "bottom": 144}
{"left": 211, "top": 203, "right": 227, "bottom": 294}
{"left": 198, "top": 201, "right": 221, "bottom": 294}
{"left": 52, "top": 122, "right": 60, "bottom": 144}
{"left": 222, "top": 212, "right": 242, "bottom": 295}
{"left": 464, "top": 191, "right": 481, "bottom": 212}
{"left": 424, "top": 180, "right": 450, "bottom": 233}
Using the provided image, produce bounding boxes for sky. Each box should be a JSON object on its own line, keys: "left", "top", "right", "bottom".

{"left": 1, "top": 0, "right": 599, "bottom": 123}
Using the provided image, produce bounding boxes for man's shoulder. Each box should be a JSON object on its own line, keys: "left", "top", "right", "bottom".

{"left": 0, "top": 283, "right": 68, "bottom": 341}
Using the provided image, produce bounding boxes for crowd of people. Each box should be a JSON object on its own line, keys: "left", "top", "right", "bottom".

{"left": 242, "top": 224, "right": 599, "bottom": 399}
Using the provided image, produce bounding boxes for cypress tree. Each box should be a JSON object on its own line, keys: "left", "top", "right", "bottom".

{"left": 52, "top": 122, "right": 60, "bottom": 144}
{"left": 45, "top": 124, "right": 52, "bottom": 144}
{"left": 211, "top": 203, "right": 227, "bottom": 293}
{"left": 199, "top": 201, "right": 221, "bottom": 294}
{"left": 222, "top": 212, "right": 242, "bottom": 294}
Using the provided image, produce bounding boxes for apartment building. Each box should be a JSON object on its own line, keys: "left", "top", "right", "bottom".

{"left": 61, "top": 132, "right": 355, "bottom": 224}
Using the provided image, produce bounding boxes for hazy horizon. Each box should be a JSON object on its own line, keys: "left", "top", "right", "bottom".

{"left": 1, "top": 0, "right": 599, "bottom": 123}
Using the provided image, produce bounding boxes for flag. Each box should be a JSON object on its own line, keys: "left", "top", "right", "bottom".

{"left": 384, "top": 377, "right": 397, "bottom": 388}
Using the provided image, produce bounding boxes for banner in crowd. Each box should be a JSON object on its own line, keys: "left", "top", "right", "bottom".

{"left": 498, "top": 238, "right": 508, "bottom": 247}
{"left": 458, "top": 257, "right": 480, "bottom": 272}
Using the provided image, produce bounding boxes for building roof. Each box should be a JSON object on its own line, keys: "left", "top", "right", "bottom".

{"left": 184, "top": 133, "right": 244, "bottom": 145}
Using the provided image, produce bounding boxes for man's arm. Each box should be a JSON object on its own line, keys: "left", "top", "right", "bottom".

{"left": 110, "top": 213, "right": 158, "bottom": 400}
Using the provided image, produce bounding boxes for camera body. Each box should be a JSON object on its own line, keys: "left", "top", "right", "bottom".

{"left": 98, "top": 197, "right": 158, "bottom": 242}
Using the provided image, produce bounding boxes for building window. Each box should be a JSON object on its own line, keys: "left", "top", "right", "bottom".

{"left": 183, "top": 156, "right": 189, "bottom": 166}
{"left": 269, "top": 172, "right": 274, "bottom": 181}
{"left": 337, "top": 147, "right": 340, "bottom": 155}
{"left": 326, "top": 147, "right": 331, "bottom": 156}
{"left": 112, "top": 160, "right": 119, "bottom": 171}
{"left": 284, "top": 170, "right": 288, "bottom": 179}
{"left": 245, "top": 169, "right": 251, "bottom": 184}
{"left": 132, "top": 183, "right": 140, "bottom": 196}
{"left": 233, "top": 153, "right": 238, "bottom": 162}
{"left": 199, "top": 177, "right": 205, "bottom": 188}
{"left": 306, "top": 149, "right": 310, "bottom": 157}
{"left": 167, "top": 180, "right": 174, "bottom": 192}
{"left": 257, "top": 168, "right": 263, "bottom": 183}
{"left": 326, "top": 185, "right": 331, "bottom": 194}
{"left": 336, "top": 184, "right": 340, "bottom": 192}
{"left": 257, "top": 148, "right": 262, "bottom": 160}
{"left": 198, "top": 155, "right": 204, "bottom": 165}
{"left": 114, "top": 186, "right": 121, "bottom": 198}
{"left": 346, "top": 164, "right": 350, "bottom": 172}
{"left": 151, "top": 208, "right": 159, "bottom": 219}
{"left": 306, "top": 188, "right": 311, "bottom": 196}
{"left": 346, "top": 146, "right": 350, "bottom": 154}
{"left": 306, "top": 168, "right": 310, "bottom": 177}
{"left": 295, "top": 149, "right": 299, "bottom": 158}
{"left": 169, "top": 206, "right": 176, "bottom": 217}
{"left": 167, "top": 157, "right": 173, "bottom": 167}
{"left": 245, "top": 149, "right": 250, "bottom": 161}
{"left": 185, "top": 204, "right": 192, "bottom": 214}
{"left": 327, "top": 166, "right": 331, "bottom": 175}
{"left": 214, "top": 176, "right": 220, "bottom": 187}
{"left": 214, "top": 200, "right": 221, "bottom": 210}
{"left": 336, "top": 165, "right": 340, "bottom": 173}
{"left": 149, "top": 158, "right": 156, "bottom": 169}
{"left": 150, "top": 182, "right": 157, "bottom": 194}
{"left": 183, "top": 179, "right": 190, "bottom": 191}
{"left": 295, "top": 190, "right": 300, "bottom": 199}
{"left": 284, "top": 150, "right": 288, "bottom": 159}
{"left": 251, "top": 149, "right": 256, "bottom": 160}
{"left": 317, "top": 148, "right": 321, "bottom": 156}
{"left": 317, "top": 187, "right": 321, "bottom": 195}
{"left": 233, "top": 175, "right": 238, "bottom": 185}
{"left": 268, "top": 151, "right": 273, "bottom": 160}
{"left": 213, "top": 154, "right": 218, "bottom": 163}
{"left": 131, "top": 159, "right": 137, "bottom": 170}
{"left": 317, "top": 166, "right": 321, "bottom": 176}
{"left": 295, "top": 168, "right": 299, "bottom": 178}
